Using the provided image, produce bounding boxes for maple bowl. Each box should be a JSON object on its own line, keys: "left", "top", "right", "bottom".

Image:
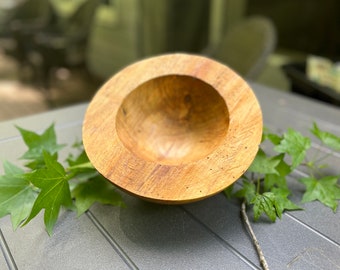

{"left": 82, "top": 53, "right": 262, "bottom": 204}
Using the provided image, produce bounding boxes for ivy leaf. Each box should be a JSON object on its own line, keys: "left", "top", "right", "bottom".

{"left": 67, "top": 150, "right": 95, "bottom": 173}
{"left": 251, "top": 192, "right": 279, "bottom": 222}
{"left": 0, "top": 161, "right": 37, "bottom": 230}
{"left": 274, "top": 128, "right": 311, "bottom": 169}
{"left": 271, "top": 188, "right": 302, "bottom": 218}
{"left": 67, "top": 149, "right": 125, "bottom": 216}
{"left": 72, "top": 175, "right": 125, "bottom": 216}
{"left": 67, "top": 149, "right": 90, "bottom": 167}
{"left": 311, "top": 122, "right": 340, "bottom": 151}
{"left": 299, "top": 176, "right": 340, "bottom": 212}
{"left": 3, "top": 161, "right": 24, "bottom": 175}
{"left": 67, "top": 150, "right": 98, "bottom": 189}
{"left": 24, "top": 151, "right": 73, "bottom": 235}
{"left": 249, "top": 189, "right": 301, "bottom": 222}
{"left": 248, "top": 149, "right": 280, "bottom": 175}
{"left": 263, "top": 128, "right": 282, "bottom": 145}
{"left": 17, "top": 124, "right": 65, "bottom": 169}
{"left": 264, "top": 154, "right": 291, "bottom": 191}
{"left": 234, "top": 179, "right": 256, "bottom": 203}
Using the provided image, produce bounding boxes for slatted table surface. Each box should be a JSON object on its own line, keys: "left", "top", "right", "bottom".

{"left": 0, "top": 83, "right": 339, "bottom": 270}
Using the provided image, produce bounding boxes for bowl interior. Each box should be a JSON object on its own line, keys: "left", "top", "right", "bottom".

{"left": 116, "top": 75, "right": 230, "bottom": 165}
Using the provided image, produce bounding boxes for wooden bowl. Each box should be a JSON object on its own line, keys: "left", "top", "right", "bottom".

{"left": 82, "top": 53, "right": 262, "bottom": 204}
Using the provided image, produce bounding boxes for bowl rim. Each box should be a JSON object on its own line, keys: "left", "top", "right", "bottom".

{"left": 82, "top": 53, "right": 263, "bottom": 204}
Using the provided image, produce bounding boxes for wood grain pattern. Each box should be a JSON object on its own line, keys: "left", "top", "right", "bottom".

{"left": 82, "top": 53, "right": 262, "bottom": 204}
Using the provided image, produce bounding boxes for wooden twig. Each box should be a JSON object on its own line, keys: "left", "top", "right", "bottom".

{"left": 241, "top": 200, "right": 270, "bottom": 270}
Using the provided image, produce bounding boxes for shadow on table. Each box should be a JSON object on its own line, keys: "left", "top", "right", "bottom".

{"left": 119, "top": 198, "right": 210, "bottom": 248}
{"left": 117, "top": 193, "right": 249, "bottom": 251}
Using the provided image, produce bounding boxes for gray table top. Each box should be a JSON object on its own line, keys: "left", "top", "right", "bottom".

{"left": 0, "top": 83, "right": 339, "bottom": 270}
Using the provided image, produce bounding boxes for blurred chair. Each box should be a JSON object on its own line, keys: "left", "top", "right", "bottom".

{"left": 0, "top": 0, "right": 55, "bottom": 76}
{"left": 210, "top": 15, "right": 277, "bottom": 80}
{"left": 32, "top": 0, "right": 102, "bottom": 89}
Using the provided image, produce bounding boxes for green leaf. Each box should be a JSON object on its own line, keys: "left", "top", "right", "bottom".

{"left": 263, "top": 154, "right": 291, "bottom": 191}
{"left": 264, "top": 174, "right": 285, "bottom": 192}
{"left": 3, "top": 161, "right": 24, "bottom": 175}
{"left": 0, "top": 161, "right": 37, "bottom": 230}
{"left": 299, "top": 176, "right": 340, "bottom": 212}
{"left": 311, "top": 122, "right": 340, "bottom": 151}
{"left": 248, "top": 149, "right": 280, "bottom": 175}
{"left": 67, "top": 150, "right": 89, "bottom": 166}
{"left": 274, "top": 128, "right": 311, "bottom": 169}
{"left": 251, "top": 192, "right": 279, "bottom": 222}
{"left": 263, "top": 128, "right": 282, "bottom": 145}
{"left": 67, "top": 150, "right": 95, "bottom": 172}
{"left": 24, "top": 152, "right": 73, "bottom": 235}
{"left": 71, "top": 139, "right": 84, "bottom": 150}
{"left": 234, "top": 180, "right": 256, "bottom": 203}
{"left": 271, "top": 188, "right": 302, "bottom": 218}
{"left": 17, "top": 124, "right": 65, "bottom": 169}
{"left": 72, "top": 175, "right": 124, "bottom": 216}
{"left": 67, "top": 150, "right": 97, "bottom": 185}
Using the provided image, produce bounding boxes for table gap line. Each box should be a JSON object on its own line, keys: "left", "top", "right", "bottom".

{"left": 310, "top": 142, "right": 340, "bottom": 158}
{"left": 180, "top": 206, "right": 261, "bottom": 270}
{"left": 85, "top": 210, "right": 139, "bottom": 270}
{"left": 55, "top": 120, "right": 84, "bottom": 130}
{"left": 263, "top": 101, "right": 340, "bottom": 133}
{"left": 284, "top": 213, "right": 340, "bottom": 247}
{"left": 0, "top": 229, "right": 18, "bottom": 270}
{"left": 0, "top": 136, "right": 22, "bottom": 144}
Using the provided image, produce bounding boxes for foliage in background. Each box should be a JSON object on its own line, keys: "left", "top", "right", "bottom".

{"left": 0, "top": 123, "right": 339, "bottom": 235}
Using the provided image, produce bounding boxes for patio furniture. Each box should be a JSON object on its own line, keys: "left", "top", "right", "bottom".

{"left": 32, "top": 0, "right": 102, "bottom": 89}
{"left": 211, "top": 15, "right": 277, "bottom": 80}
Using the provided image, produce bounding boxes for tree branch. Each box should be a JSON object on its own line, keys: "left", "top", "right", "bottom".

{"left": 241, "top": 200, "right": 270, "bottom": 270}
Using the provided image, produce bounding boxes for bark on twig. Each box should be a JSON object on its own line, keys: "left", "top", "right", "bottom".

{"left": 241, "top": 200, "right": 270, "bottom": 270}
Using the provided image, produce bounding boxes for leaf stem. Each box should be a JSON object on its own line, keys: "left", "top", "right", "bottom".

{"left": 256, "top": 177, "right": 261, "bottom": 194}
{"left": 67, "top": 162, "right": 94, "bottom": 171}
{"left": 66, "top": 171, "right": 77, "bottom": 182}
{"left": 241, "top": 200, "right": 270, "bottom": 270}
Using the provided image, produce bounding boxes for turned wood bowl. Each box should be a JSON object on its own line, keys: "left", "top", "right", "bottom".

{"left": 82, "top": 53, "right": 262, "bottom": 204}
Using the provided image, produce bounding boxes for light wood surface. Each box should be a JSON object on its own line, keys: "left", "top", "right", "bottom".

{"left": 83, "top": 53, "right": 262, "bottom": 203}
